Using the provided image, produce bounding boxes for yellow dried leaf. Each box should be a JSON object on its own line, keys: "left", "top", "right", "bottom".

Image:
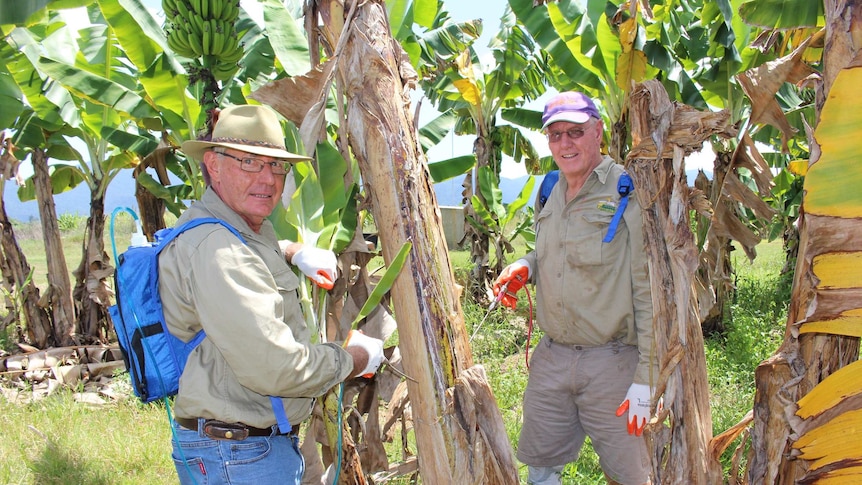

{"left": 811, "top": 252, "right": 862, "bottom": 288}
{"left": 616, "top": 50, "right": 648, "bottom": 92}
{"left": 453, "top": 78, "right": 481, "bottom": 106}
{"left": 806, "top": 467, "right": 862, "bottom": 483}
{"left": 808, "top": 67, "right": 862, "bottom": 218}
{"left": 787, "top": 159, "right": 809, "bottom": 176}
{"left": 800, "top": 315, "right": 862, "bottom": 338}
{"left": 619, "top": 18, "right": 637, "bottom": 54}
{"left": 794, "top": 408, "right": 862, "bottom": 470}
{"left": 455, "top": 49, "right": 474, "bottom": 80}
{"left": 796, "top": 360, "right": 862, "bottom": 419}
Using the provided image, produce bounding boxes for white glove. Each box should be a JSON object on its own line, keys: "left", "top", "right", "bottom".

{"left": 615, "top": 383, "right": 653, "bottom": 436}
{"left": 345, "top": 330, "right": 384, "bottom": 377}
{"left": 290, "top": 245, "right": 337, "bottom": 289}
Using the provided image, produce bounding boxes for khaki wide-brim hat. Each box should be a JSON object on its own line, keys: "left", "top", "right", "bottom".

{"left": 181, "top": 104, "right": 311, "bottom": 162}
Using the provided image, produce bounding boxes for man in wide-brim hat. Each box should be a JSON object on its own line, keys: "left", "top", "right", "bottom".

{"left": 160, "top": 104, "right": 384, "bottom": 485}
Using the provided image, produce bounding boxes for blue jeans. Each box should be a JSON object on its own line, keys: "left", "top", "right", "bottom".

{"left": 171, "top": 419, "right": 304, "bottom": 485}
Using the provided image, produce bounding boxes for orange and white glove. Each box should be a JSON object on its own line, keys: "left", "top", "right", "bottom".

{"left": 345, "top": 330, "right": 384, "bottom": 378}
{"left": 615, "top": 383, "right": 653, "bottom": 436}
{"left": 290, "top": 245, "right": 337, "bottom": 290}
{"left": 492, "top": 259, "right": 531, "bottom": 309}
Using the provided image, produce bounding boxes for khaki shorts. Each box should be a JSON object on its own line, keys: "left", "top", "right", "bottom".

{"left": 517, "top": 336, "right": 649, "bottom": 484}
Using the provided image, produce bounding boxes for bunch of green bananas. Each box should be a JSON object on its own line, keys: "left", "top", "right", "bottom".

{"left": 162, "top": 0, "right": 243, "bottom": 81}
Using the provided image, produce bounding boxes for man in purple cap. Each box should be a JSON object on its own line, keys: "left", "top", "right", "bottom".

{"left": 493, "top": 92, "right": 656, "bottom": 484}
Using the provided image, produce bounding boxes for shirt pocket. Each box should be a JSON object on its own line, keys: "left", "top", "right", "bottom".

{"left": 566, "top": 212, "right": 613, "bottom": 267}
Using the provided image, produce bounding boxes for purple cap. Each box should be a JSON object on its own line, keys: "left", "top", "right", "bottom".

{"left": 541, "top": 92, "right": 600, "bottom": 130}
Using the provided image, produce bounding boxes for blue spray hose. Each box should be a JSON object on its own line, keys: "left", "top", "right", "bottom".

{"left": 109, "top": 207, "right": 199, "bottom": 485}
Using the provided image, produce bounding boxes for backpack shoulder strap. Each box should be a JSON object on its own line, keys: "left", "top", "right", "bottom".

{"left": 602, "top": 171, "right": 634, "bottom": 243}
{"left": 538, "top": 170, "right": 560, "bottom": 208}
{"left": 155, "top": 218, "right": 245, "bottom": 255}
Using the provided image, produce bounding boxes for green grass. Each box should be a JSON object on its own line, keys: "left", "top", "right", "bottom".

{"left": 0, "top": 218, "right": 789, "bottom": 484}
{"left": 0, "top": 387, "right": 175, "bottom": 484}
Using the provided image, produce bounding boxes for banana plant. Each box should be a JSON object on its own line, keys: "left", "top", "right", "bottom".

{"left": 2, "top": 4, "right": 168, "bottom": 344}
{"left": 270, "top": 139, "right": 359, "bottom": 343}
{"left": 467, "top": 165, "right": 536, "bottom": 276}
{"left": 417, "top": 5, "right": 546, "bottom": 302}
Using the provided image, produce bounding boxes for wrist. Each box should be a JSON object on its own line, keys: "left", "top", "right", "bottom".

{"left": 279, "top": 240, "right": 301, "bottom": 263}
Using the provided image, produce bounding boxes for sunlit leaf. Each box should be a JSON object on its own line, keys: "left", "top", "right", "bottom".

{"left": 35, "top": 56, "right": 159, "bottom": 121}
{"left": 99, "top": 0, "right": 160, "bottom": 71}
{"left": 412, "top": 0, "right": 437, "bottom": 29}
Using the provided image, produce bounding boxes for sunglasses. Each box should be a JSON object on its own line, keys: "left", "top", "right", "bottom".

{"left": 546, "top": 126, "right": 592, "bottom": 143}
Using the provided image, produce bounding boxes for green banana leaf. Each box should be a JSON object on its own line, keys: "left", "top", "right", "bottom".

{"left": 260, "top": 0, "right": 309, "bottom": 77}
{"left": 274, "top": 139, "right": 357, "bottom": 254}
{"left": 0, "top": 0, "right": 51, "bottom": 25}
{"left": 350, "top": 242, "right": 412, "bottom": 328}
{"left": 428, "top": 155, "right": 475, "bottom": 183}
{"left": 739, "top": 0, "right": 823, "bottom": 29}
{"left": 36, "top": 56, "right": 160, "bottom": 121}
{"left": 418, "top": 110, "right": 457, "bottom": 153}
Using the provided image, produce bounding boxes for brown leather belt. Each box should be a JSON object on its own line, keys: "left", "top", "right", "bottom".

{"left": 176, "top": 417, "right": 299, "bottom": 441}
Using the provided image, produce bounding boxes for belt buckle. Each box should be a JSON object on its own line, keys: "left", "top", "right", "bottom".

{"left": 202, "top": 420, "right": 250, "bottom": 441}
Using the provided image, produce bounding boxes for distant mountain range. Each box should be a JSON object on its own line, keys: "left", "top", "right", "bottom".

{"left": 432, "top": 167, "right": 711, "bottom": 207}
{"left": 3, "top": 168, "right": 711, "bottom": 221}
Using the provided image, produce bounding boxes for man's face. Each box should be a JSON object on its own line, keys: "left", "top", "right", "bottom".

{"left": 204, "top": 148, "right": 288, "bottom": 232}
{"left": 546, "top": 118, "right": 604, "bottom": 173}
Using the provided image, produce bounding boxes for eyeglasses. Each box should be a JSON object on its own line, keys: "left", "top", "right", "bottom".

{"left": 217, "top": 151, "right": 290, "bottom": 175}
{"left": 546, "top": 126, "right": 592, "bottom": 143}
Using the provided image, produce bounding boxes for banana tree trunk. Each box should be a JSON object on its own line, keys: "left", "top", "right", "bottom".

{"left": 0, "top": 192, "right": 52, "bottom": 348}
{"left": 694, "top": 151, "right": 735, "bottom": 337}
{"left": 466, "top": 135, "right": 493, "bottom": 301}
{"left": 320, "top": 1, "right": 518, "bottom": 482}
{"left": 32, "top": 147, "right": 76, "bottom": 346}
{"left": 748, "top": 1, "right": 862, "bottom": 482}
{"left": 134, "top": 146, "right": 172, "bottom": 240}
{"left": 626, "top": 80, "right": 736, "bottom": 484}
{"left": 71, "top": 192, "right": 113, "bottom": 343}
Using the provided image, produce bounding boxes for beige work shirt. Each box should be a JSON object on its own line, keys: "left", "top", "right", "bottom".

{"left": 523, "top": 157, "right": 656, "bottom": 384}
{"left": 159, "top": 189, "right": 352, "bottom": 428}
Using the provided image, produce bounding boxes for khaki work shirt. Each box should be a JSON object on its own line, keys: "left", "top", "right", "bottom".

{"left": 523, "top": 157, "right": 656, "bottom": 384}
{"left": 159, "top": 189, "right": 352, "bottom": 428}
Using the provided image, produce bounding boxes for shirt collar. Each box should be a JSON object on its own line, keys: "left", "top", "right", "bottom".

{"left": 593, "top": 156, "right": 616, "bottom": 185}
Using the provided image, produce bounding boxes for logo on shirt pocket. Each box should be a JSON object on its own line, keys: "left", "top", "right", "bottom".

{"left": 597, "top": 198, "right": 617, "bottom": 213}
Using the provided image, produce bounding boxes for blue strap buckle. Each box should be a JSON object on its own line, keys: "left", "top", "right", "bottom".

{"left": 603, "top": 172, "right": 634, "bottom": 243}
